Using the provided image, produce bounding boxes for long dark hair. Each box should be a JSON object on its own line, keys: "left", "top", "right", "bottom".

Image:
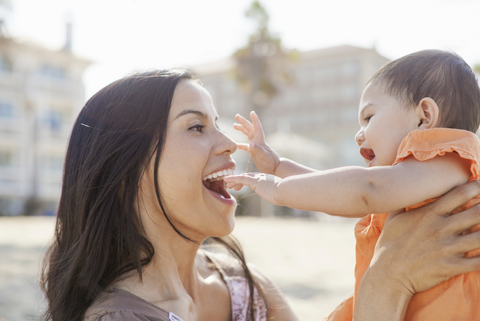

{"left": 41, "top": 69, "right": 261, "bottom": 321}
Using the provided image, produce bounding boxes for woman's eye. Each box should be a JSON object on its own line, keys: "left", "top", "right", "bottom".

{"left": 189, "top": 124, "right": 205, "bottom": 133}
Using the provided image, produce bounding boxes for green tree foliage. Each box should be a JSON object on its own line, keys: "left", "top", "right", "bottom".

{"left": 474, "top": 64, "right": 480, "bottom": 75}
{"left": 233, "top": 0, "right": 296, "bottom": 120}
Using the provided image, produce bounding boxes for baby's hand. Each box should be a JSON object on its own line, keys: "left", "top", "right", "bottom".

{"left": 224, "top": 173, "right": 282, "bottom": 206}
{"left": 234, "top": 111, "right": 280, "bottom": 175}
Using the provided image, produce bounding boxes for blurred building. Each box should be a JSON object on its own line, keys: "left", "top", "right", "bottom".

{"left": 0, "top": 34, "right": 91, "bottom": 215}
{"left": 193, "top": 45, "right": 390, "bottom": 217}
{"left": 194, "top": 45, "right": 390, "bottom": 168}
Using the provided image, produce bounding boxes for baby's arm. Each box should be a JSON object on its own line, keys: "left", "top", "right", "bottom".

{"left": 234, "top": 111, "right": 315, "bottom": 177}
{"left": 225, "top": 153, "right": 471, "bottom": 217}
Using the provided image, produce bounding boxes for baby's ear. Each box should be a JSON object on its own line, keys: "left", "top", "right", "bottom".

{"left": 416, "top": 98, "right": 439, "bottom": 129}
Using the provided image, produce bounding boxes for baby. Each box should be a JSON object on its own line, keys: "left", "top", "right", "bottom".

{"left": 225, "top": 50, "right": 480, "bottom": 320}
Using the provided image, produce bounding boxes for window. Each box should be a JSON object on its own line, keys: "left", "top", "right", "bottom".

{"left": 40, "top": 65, "right": 67, "bottom": 80}
{"left": 46, "top": 110, "right": 64, "bottom": 132}
{"left": 0, "top": 101, "right": 14, "bottom": 119}
{"left": 0, "top": 56, "right": 12, "bottom": 72}
{"left": 45, "top": 108, "right": 71, "bottom": 134}
{"left": 0, "top": 150, "right": 13, "bottom": 167}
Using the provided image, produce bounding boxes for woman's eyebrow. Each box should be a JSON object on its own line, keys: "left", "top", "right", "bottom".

{"left": 175, "top": 109, "right": 207, "bottom": 120}
{"left": 174, "top": 109, "right": 220, "bottom": 122}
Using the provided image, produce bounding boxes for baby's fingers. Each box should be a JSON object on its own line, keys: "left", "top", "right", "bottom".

{"left": 224, "top": 173, "right": 259, "bottom": 190}
{"left": 224, "top": 175, "right": 246, "bottom": 187}
{"left": 225, "top": 177, "right": 245, "bottom": 190}
{"left": 233, "top": 123, "right": 250, "bottom": 137}
{"left": 237, "top": 142, "right": 260, "bottom": 153}
{"left": 235, "top": 114, "right": 254, "bottom": 132}
{"left": 237, "top": 143, "right": 249, "bottom": 152}
{"left": 225, "top": 181, "right": 244, "bottom": 191}
{"left": 250, "top": 111, "right": 265, "bottom": 134}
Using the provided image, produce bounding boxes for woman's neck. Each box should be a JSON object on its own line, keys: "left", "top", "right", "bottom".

{"left": 115, "top": 217, "right": 207, "bottom": 305}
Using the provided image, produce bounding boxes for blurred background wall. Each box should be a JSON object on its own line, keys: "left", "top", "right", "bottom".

{"left": 0, "top": 31, "right": 90, "bottom": 216}
{"left": 0, "top": 0, "right": 479, "bottom": 217}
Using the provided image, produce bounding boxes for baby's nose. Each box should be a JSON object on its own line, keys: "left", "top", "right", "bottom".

{"left": 355, "top": 130, "right": 365, "bottom": 146}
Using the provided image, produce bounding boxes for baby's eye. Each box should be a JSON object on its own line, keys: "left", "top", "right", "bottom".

{"left": 364, "top": 115, "right": 373, "bottom": 122}
{"left": 189, "top": 124, "right": 205, "bottom": 133}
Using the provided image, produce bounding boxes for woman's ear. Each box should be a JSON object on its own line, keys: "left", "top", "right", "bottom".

{"left": 415, "top": 98, "right": 439, "bottom": 129}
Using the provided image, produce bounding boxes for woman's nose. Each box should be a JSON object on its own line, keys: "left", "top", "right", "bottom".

{"left": 216, "top": 131, "right": 237, "bottom": 155}
{"left": 355, "top": 130, "right": 365, "bottom": 146}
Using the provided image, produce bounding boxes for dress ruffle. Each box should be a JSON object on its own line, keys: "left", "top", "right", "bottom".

{"left": 393, "top": 128, "right": 480, "bottom": 181}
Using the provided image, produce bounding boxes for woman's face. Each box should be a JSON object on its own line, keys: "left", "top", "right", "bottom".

{"left": 143, "top": 80, "right": 238, "bottom": 241}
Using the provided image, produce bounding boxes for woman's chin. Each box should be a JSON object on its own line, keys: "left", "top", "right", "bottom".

{"left": 208, "top": 198, "right": 237, "bottom": 237}
{"left": 212, "top": 215, "right": 236, "bottom": 238}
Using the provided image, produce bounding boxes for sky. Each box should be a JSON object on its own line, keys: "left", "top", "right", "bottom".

{"left": 4, "top": 0, "right": 480, "bottom": 99}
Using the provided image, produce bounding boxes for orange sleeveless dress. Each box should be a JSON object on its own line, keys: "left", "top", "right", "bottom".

{"left": 325, "top": 128, "right": 480, "bottom": 321}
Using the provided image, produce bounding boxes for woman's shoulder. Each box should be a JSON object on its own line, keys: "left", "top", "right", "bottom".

{"left": 199, "top": 248, "right": 246, "bottom": 278}
{"left": 84, "top": 288, "right": 172, "bottom": 321}
{"left": 84, "top": 310, "right": 156, "bottom": 321}
{"left": 198, "top": 248, "right": 277, "bottom": 289}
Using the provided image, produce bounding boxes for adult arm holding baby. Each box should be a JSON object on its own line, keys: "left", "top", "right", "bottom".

{"left": 354, "top": 180, "right": 480, "bottom": 320}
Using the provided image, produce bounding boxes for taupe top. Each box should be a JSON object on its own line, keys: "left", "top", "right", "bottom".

{"left": 84, "top": 287, "right": 173, "bottom": 321}
{"left": 83, "top": 251, "right": 267, "bottom": 321}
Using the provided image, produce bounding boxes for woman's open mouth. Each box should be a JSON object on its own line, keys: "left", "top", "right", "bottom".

{"left": 203, "top": 169, "right": 235, "bottom": 200}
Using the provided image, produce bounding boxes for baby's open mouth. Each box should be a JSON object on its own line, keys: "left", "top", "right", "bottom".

{"left": 360, "top": 148, "right": 375, "bottom": 161}
{"left": 203, "top": 169, "right": 234, "bottom": 199}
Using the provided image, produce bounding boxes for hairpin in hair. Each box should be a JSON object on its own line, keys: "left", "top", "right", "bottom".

{"left": 79, "top": 122, "right": 109, "bottom": 133}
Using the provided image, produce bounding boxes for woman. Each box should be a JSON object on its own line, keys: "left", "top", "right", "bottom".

{"left": 41, "top": 69, "right": 480, "bottom": 321}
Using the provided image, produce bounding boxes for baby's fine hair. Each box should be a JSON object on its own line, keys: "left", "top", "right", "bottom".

{"left": 368, "top": 50, "right": 480, "bottom": 133}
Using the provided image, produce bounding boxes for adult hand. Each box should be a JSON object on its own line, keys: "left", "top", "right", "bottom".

{"left": 374, "top": 180, "right": 480, "bottom": 295}
{"left": 354, "top": 180, "right": 480, "bottom": 321}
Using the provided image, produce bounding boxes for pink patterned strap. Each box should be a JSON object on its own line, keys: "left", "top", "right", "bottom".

{"left": 204, "top": 251, "right": 267, "bottom": 321}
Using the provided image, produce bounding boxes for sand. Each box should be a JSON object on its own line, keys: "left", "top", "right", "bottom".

{"left": 0, "top": 215, "right": 357, "bottom": 321}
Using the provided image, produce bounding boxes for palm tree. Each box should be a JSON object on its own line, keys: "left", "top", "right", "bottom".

{"left": 233, "top": 1, "right": 295, "bottom": 126}
{"left": 474, "top": 64, "right": 480, "bottom": 76}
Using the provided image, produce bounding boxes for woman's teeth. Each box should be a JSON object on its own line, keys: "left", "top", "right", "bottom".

{"left": 203, "top": 169, "right": 235, "bottom": 181}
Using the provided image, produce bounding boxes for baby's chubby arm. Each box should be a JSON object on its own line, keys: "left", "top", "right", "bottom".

{"left": 225, "top": 153, "right": 472, "bottom": 217}
{"left": 234, "top": 111, "right": 315, "bottom": 177}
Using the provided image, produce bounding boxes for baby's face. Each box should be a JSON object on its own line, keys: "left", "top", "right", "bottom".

{"left": 355, "top": 82, "right": 422, "bottom": 167}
